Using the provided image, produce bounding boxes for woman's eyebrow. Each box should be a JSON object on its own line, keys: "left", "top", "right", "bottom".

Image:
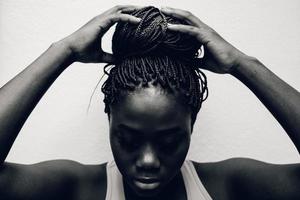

{"left": 157, "top": 127, "right": 184, "bottom": 135}
{"left": 118, "top": 124, "right": 141, "bottom": 134}
{"left": 117, "top": 124, "right": 183, "bottom": 135}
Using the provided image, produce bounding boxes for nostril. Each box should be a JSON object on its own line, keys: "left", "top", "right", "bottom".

{"left": 136, "top": 164, "right": 160, "bottom": 177}
{"left": 136, "top": 153, "right": 160, "bottom": 171}
{"left": 136, "top": 162, "right": 160, "bottom": 170}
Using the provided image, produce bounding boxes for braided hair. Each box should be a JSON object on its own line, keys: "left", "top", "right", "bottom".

{"left": 101, "top": 6, "right": 208, "bottom": 125}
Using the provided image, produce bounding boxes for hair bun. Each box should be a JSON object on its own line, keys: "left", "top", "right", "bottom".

{"left": 112, "top": 6, "right": 201, "bottom": 62}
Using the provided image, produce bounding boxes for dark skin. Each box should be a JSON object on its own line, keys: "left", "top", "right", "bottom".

{"left": 0, "top": 5, "right": 300, "bottom": 200}
{"left": 109, "top": 87, "right": 192, "bottom": 199}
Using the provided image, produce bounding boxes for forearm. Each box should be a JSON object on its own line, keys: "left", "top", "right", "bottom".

{"left": 0, "top": 40, "right": 73, "bottom": 164}
{"left": 231, "top": 56, "right": 300, "bottom": 153}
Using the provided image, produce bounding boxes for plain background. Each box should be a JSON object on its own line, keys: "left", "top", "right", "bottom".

{"left": 0, "top": 0, "right": 299, "bottom": 164}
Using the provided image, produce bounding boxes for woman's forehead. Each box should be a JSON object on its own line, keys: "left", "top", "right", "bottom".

{"left": 113, "top": 85, "right": 185, "bottom": 114}
{"left": 109, "top": 85, "right": 191, "bottom": 131}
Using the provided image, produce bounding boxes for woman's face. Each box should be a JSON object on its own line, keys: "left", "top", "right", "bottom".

{"left": 109, "top": 85, "right": 192, "bottom": 197}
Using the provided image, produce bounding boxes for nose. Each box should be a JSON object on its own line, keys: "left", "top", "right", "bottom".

{"left": 136, "top": 144, "right": 160, "bottom": 172}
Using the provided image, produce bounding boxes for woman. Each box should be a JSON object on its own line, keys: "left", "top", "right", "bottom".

{"left": 0, "top": 5, "right": 299, "bottom": 200}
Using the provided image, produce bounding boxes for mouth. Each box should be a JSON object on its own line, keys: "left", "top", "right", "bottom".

{"left": 133, "top": 177, "right": 161, "bottom": 190}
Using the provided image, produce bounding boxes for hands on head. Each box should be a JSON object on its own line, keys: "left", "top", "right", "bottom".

{"left": 64, "top": 5, "right": 245, "bottom": 74}
{"left": 161, "top": 7, "right": 246, "bottom": 74}
{"left": 64, "top": 5, "right": 142, "bottom": 64}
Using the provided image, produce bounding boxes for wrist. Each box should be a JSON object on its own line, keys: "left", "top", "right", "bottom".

{"left": 52, "top": 37, "right": 75, "bottom": 65}
{"left": 230, "top": 54, "right": 261, "bottom": 76}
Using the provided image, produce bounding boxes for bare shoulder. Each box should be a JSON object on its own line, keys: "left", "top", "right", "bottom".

{"left": 192, "top": 157, "right": 300, "bottom": 200}
{"left": 0, "top": 160, "right": 107, "bottom": 200}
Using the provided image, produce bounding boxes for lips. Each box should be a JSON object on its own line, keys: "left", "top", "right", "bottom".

{"left": 133, "top": 176, "right": 161, "bottom": 190}
{"left": 135, "top": 177, "right": 160, "bottom": 183}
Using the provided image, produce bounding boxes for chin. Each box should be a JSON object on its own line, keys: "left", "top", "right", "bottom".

{"left": 132, "top": 184, "right": 163, "bottom": 198}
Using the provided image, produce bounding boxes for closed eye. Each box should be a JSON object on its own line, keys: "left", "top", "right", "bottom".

{"left": 158, "top": 135, "right": 183, "bottom": 151}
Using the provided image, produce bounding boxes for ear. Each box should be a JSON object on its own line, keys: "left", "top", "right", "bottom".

{"left": 190, "top": 114, "right": 196, "bottom": 134}
{"left": 107, "top": 113, "right": 111, "bottom": 122}
{"left": 190, "top": 120, "right": 194, "bottom": 134}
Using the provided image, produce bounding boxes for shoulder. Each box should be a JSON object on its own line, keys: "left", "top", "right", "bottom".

{"left": 0, "top": 160, "right": 108, "bottom": 200}
{"left": 191, "top": 157, "right": 300, "bottom": 200}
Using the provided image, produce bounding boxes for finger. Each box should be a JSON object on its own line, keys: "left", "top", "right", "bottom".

{"left": 194, "top": 58, "right": 210, "bottom": 71}
{"left": 161, "top": 7, "right": 206, "bottom": 28}
{"left": 167, "top": 23, "right": 199, "bottom": 36}
{"left": 98, "top": 14, "right": 141, "bottom": 36}
{"left": 110, "top": 5, "right": 141, "bottom": 13}
{"left": 121, "top": 6, "right": 144, "bottom": 13}
{"left": 103, "top": 13, "right": 141, "bottom": 28}
{"left": 112, "top": 13, "right": 141, "bottom": 24}
{"left": 195, "top": 57, "right": 226, "bottom": 74}
{"left": 101, "top": 13, "right": 141, "bottom": 31}
{"left": 167, "top": 23, "right": 211, "bottom": 44}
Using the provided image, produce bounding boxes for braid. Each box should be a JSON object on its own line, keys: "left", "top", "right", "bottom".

{"left": 101, "top": 6, "right": 208, "bottom": 124}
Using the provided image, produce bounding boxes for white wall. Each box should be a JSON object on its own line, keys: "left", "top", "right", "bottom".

{"left": 0, "top": 0, "right": 299, "bottom": 165}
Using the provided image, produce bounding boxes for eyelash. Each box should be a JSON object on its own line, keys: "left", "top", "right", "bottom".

{"left": 159, "top": 138, "right": 180, "bottom": 150}
{"left": 117, "top": 135, "right": 141, "bottom": 151}
{"left": 116, "top": 133, "right": 183, "bottom": 152}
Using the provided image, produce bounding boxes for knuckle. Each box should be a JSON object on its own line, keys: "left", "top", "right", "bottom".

{"left": 113, "top": 14, "right": 121, "bottom": 20}
{"left": 198, "top": 26, "right": 213, "bottom": 34}
{"left": 99, "top": 24, "right": 106, "bottom": 31}
{"left": 184, "top": 11, "right": 193, "bottom": 18}
{"left": 91, "top": 15, "right": 98, "bottom": 21}
{"left": 124, "top": 17, "right": 131, "bottom": 22}
{"left": 189, "top": 26, "right": 196, "bottom": 31}
{"left": 114, "top": 5, "right": 123, "bottom": 11}
{"left": 207, "top": 27, "right": 216, "bottom": 35}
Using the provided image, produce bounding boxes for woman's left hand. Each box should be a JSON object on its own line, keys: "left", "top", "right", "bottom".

{"left": 161, "top": 7, "right": 246, "bottom": 74}
{"left": 63, "top": 5, "right": 141, "bottom": 63}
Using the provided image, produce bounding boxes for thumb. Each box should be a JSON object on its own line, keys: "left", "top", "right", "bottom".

{"left": 194, "top": 58, "right": 210, "bottom": 71}
{"left": 94, "top": 51, "right": 115, "bottom": 64}
{"left": 194, "top": 57, "right": 227, "bottom": 74}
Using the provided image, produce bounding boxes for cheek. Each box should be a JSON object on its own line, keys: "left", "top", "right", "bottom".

{"left": 110, "top": 135, "right": 126, "bottom": 159}
{"left": 110, "top": 137, "right": 131, "bottom": 177}
{"left": 110, "top": 135, "right": 136, "bottom": 169}
{"left": 162, "top": 137, "right": 190, "bottom": 166}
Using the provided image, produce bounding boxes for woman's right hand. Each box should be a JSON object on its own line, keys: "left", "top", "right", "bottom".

{"left": 161, "top": 7, "right": 246, "bottom": 74}
{"left": 63, "top": 5, "right": 141, "bottom": 63}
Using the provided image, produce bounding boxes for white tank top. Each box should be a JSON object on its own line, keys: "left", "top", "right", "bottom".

{"left": 105, "top": 160, "right": 213, "bottom": 200}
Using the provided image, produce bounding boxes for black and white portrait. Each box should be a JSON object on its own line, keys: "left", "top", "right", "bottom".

{"left": 0, "top": 0, "right": 299, "bottom": 199}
